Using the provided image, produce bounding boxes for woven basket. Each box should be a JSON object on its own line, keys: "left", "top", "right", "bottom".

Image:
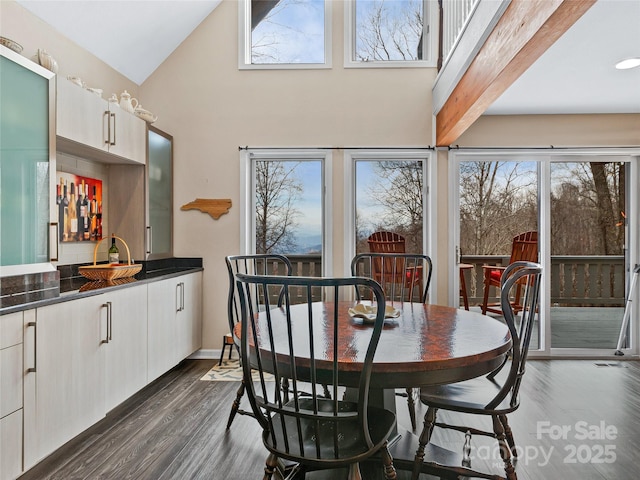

{"left": 78, "top": 235, "right": 142, "bottom": 281}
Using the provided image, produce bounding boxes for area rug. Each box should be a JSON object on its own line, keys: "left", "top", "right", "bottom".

{"left": 200, "top": 359, "right": 274, "bottom": 382}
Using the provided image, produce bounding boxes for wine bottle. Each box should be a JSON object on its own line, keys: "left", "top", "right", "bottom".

{"left": 77, "top": 181, "right": 85, "bottom": 240}
{"left": 57, "top": 177, "right": 64, "bottom": 241}
{"left": 108, "top": 235, "right": 119, "bottom": 264}
{"left": 63, "top": 180, "right": 69, "bottom": 241}
{"left": 90, "top": 185, "right": 97, "bottom": 240}
{"left": 96, "top": 201, "right": 103, "bottom": 240}
{"left": 81, "top": 181, "right": 90, "bottom": 240}
{"left": 69, "top": 182, "right": 78, "bottom": 240}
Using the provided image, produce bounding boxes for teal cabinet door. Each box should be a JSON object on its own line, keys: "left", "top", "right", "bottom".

{"left": 0, "top": 49, "right": 56, "bottom": 269}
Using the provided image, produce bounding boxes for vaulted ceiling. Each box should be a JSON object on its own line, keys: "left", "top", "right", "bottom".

{"left": 16, "top": 0, "right": 640, "bottom": 144}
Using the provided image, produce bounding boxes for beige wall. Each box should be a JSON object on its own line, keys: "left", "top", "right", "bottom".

{"left": 141, "top": 0, "right": 437, "bottom": 351}
{"left": 459, "top": 114, "right": 640, "bottom": 147}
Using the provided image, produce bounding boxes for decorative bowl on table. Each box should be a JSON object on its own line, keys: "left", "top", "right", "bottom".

{"left": 348, "top": 303, "right": 400, "bottom": 323}
{"left": 0, "top": 36, "right": 23, "bottom": 54}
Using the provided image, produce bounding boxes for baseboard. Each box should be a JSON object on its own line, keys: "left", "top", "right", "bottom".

{"left": 188, "top": 349, "right": 238, "bottom": 360}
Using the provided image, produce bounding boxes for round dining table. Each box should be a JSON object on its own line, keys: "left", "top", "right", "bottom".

{"left": 250, "top": 300, "right": 512, "bottom": 479}
{"left": 251, "top": 301, "right": 512, "bottom": 390}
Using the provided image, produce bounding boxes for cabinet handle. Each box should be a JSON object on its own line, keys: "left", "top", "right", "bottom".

{"left": 27, "top": 321, "right": 37, "bottom": 373}
{"left": 110, "top": 112, "right": 116, "bottom": 146}
{"left": 50, "top": 222, "right": 59, "bottom": 261}
{"left": 181, "top": 282, "right": 185, "bottom": 311}
{"left": 176, "top": 283, "right": 181, "bottom": 312}
{"left": 102, "top": 302, "right": 112, "bottom": 343}
{"left": 104, "top": 110, "right": 110, "bottom": 145}
{"left": 146, "top": 226, "right": 152, "bottom": 255}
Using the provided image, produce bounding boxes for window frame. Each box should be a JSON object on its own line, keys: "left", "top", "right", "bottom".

{"left": 240, "top": 149, "right": 333, "bottom": 276}
{"left": 238, "top": 0, "right": 333, "bottom": 70}
{"left": 343, "top": 149, "right": 435, "bottom": 294}
{"left": 343, "top": 0, "right": 438, "bottom": 68}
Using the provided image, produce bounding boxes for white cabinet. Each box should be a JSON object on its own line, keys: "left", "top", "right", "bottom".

{"left": 103, "top": 285, "right": 148, "bottom": 413}
{"left": 177, "top": 272, "right": 203, "bottom": 360}
{"left": 147, "top": 272, "right": 202, "bottom": 382}
{"left": 1, "top": 311, "right": 24, "bottom": 480}
{"left": 23, "top": 283, "right": 148, "bottom": 468}
{"left": 23, "top": 299, "right": 105, "bottom": 470}
{"left": 57, "top": 79, "right": 146, "bottom": 164}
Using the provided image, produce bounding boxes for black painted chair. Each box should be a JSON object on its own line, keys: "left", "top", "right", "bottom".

{"left": 351, "top": 252, "right": 433, "bottom": 431}
{"left": 236, "top": 273, "right": 397, "bottom": 480}
{"left": 351, "top": 251, "right": 432, "bottom": 304}
{"left": 411, "top": 261, "right": 542, "bottom": 480}
{"left": 224, "top": 254, "right": 293, "bottom": 430}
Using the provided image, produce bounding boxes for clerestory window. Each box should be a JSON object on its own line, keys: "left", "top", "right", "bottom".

{"left": 239, "top": 0, "right": 332, "bottom": 69}
{"left": 344, "top": 0, "right": 438, "bottom": 68}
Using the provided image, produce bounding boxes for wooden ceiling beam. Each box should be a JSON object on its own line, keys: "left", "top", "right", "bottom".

{"left": 435, "top": 0, "right": 597, "bottom": 147}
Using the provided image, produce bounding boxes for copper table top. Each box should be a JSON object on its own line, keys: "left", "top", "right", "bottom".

{"left": 252, "top": 301, "right": 512, "bottom": 389}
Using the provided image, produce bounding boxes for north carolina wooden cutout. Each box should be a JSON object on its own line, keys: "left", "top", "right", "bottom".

{"left": 181, "top": 199, "right": 232, "bottom": 220}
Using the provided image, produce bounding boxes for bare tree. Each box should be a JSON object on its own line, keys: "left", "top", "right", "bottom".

{"left": 550, "top": 162, "right": 625, "bottom": 256}
{"left": 355, "top": 0, "right": 423, "bottom": 61}
{"left": 371, "top": 161, "right": 423, "bottom": 252}
{"left": 459, "top": 161, "right": 537, "bottom": 255}
{"left": 255, "top": 161, "right": 302, "bottom": 254}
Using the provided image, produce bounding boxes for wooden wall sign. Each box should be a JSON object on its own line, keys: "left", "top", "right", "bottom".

{"left": 181, "top": 198, "right": 232, "bottom": 220}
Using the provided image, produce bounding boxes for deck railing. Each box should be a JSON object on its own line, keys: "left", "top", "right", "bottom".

{"left": 460, "top": 255, "right": 626, "bottom": 307}
{"left": 260, "top": 254, "right": 625, "bottom": 308}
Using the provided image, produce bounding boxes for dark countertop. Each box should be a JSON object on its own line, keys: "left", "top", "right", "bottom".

{"left": 1, "top": 258, "right": 203, "bottom": 315}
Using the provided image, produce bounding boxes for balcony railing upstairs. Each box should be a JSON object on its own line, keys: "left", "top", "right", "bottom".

{"left": 440, "top": 0, "right": 478, "bottom": 66}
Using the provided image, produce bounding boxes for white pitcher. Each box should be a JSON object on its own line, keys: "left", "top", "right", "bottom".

{"left": 119, "top": 90, "right": 139, "bottom": 113}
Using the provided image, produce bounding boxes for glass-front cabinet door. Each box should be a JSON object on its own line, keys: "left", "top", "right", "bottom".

{"left": 147, "top": 126, "right": 172, "bottom": 258}
{"left": 0, "top": 46, "right": 56, "bottom": 274}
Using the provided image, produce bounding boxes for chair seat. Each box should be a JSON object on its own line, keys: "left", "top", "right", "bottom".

{"left": 419, "top": 375, "right": 519, "bottom": 415}
{"left": 489, "top": 268, "right": 502, "bottom": 283}
{"left": 264, "top": 398, "right": 396, "bottom": 466}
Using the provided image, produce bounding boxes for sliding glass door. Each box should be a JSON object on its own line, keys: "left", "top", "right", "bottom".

{"left": 454, "top": 150, "right": 636, "bottom": 357}
{"left": 549, "top": 159, "right": 628, "bottom": 350}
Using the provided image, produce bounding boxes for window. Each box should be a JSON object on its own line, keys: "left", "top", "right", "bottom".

{"left": 345, "top": 0, "right": 437, "bottom": 67}
{"left": 344, "top": 150, "right": 432, "bottom": 274}
{"left": 240, "top": 149, "right": 332, "bottom": 276}
{"left": 239, "top": 0, "right": 332, "bottom": 69}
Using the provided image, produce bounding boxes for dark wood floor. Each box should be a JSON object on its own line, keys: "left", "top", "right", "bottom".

{"left": 19, "top": 358, "right": 640, "bottom": 480}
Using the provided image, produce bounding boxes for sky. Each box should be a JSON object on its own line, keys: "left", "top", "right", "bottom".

{"left": 251, "top": 0, "right": 325, "bottom": 64}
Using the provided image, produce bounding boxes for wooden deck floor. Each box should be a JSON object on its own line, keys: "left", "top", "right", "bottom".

{"left": 19, "top": 358, "right": 640, "bottom": 480}
{"left": 468, "top": 306, "right": 626, "bottom": 350}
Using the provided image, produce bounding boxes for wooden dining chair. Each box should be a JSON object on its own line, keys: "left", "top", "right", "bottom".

{"left": 368, "top": 230, "right": 407, "bottom": 253}
{"left": 224, "top": 254, "right": 293, "bottom": 430}
{"left": 411, "top": 261, "right": 542, "bottom": 480}
{"left": 481, "top": 231, "right": 538, "bottom": 315}
{"left": 351, "top": 252, "right": 432, "bottom": 432}
{"left": 235, "top": 273, "right": 398, "bottom": 480}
